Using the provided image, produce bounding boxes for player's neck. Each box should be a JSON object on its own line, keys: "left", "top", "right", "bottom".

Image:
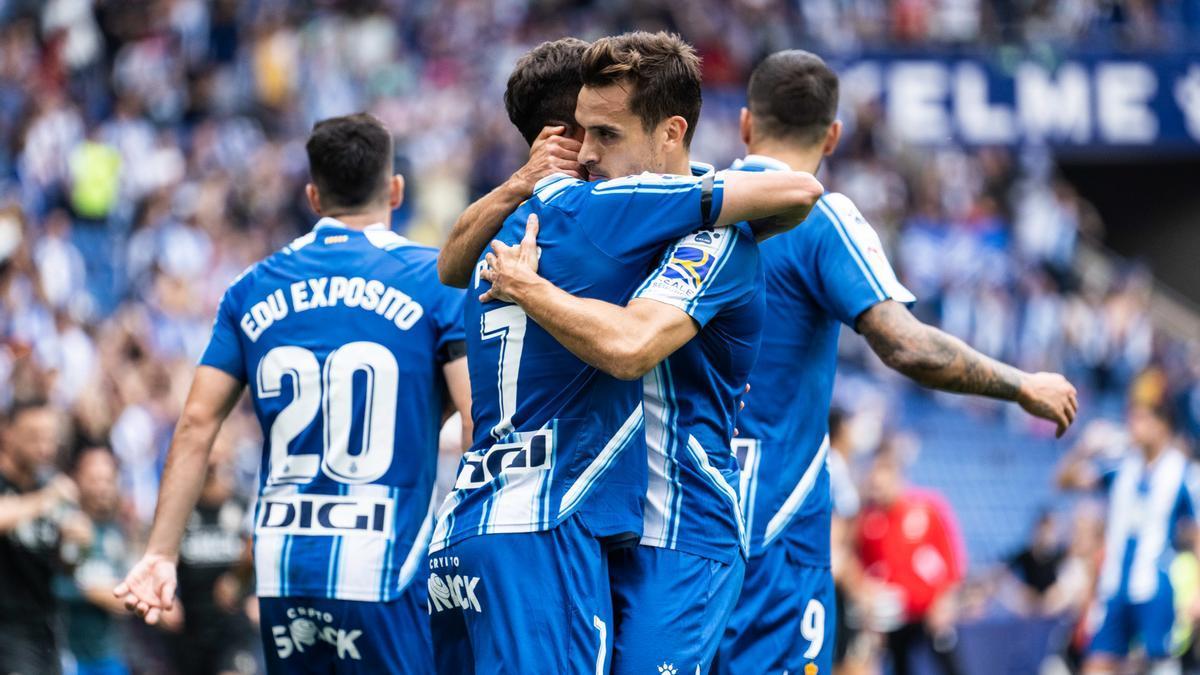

{"left": 746, "top": 143, "right": 824, "bottom": 176}
{"left": 664, "top": 153, "right": 691, "bottom": 177}
{"left": 321, "top": 210, "right": 390, "bottom": 231}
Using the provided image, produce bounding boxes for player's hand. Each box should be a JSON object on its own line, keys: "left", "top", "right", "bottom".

{"left": 1017, "top": 372, "right": 1078, "bottom": 438}
{"left": 508, "top": 126, "right": 583, "bottom": 195}
{"left": 113, "top": 552, "right": 178, "bottom": 626}
{"left": 480, "top": 214, "right": 542, "bottom": 304}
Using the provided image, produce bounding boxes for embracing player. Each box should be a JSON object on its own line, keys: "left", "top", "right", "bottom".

{"left": 715, "top": 51, "right": 1079, "bottom": 675}
{"left": 115, "top": 113, "right": 471, "bottom": 674}
{"left": 478, "top": 33, "right": 775, "bottom": 672}
{"left": 429, "top": 32, "right": 822, "bottom": 674}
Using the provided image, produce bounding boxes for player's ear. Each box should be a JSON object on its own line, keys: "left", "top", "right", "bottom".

{"left": 664, "top": 115, "right": 687, "bottom": 151}
{"left": 739, "top": 107, "right": 752, "bottom": 147}
{"left": 389, "top": 174, "right": 405, "bottom": 210}
{"left": 823, "top": 120, "right": 843, "bottom": 157}
{"left": 305, "top": 183, "right": 322, "bottom": 215}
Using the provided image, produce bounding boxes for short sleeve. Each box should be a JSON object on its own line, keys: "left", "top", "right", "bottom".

{"left": 551, "top": 171, "right": 725, "bottom": 263}
{"left": 198, "top": 286, "right": 247, "bottom": 381}
{"left": 433, "top": 283, "right": 467, "bottom": 364}
{"left": 809, "top": 194, "right": 916, "bottom": 328}
{"left": 633, "top": 226, "right": 757, "bottom": 328}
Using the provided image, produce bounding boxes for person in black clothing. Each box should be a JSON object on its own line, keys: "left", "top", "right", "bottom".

{"left": 1007, "top": 511, "right": 1066, "bottom": 605}
{"left": 174, "top": 449, "right": 258, "bottom": 675}
{"left": 0, "top": 400, "right": 91, "bottom": 675}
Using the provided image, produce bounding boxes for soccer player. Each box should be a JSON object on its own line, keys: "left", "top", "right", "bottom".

{"left": 114, "top": 113, "right": 472, "bottom": 674}
{"left": 1059, "top": 399, "right": 1199, "bottom": 674}
{"left": 477, "top": 33, "right": 771, "bottom": 673}
{"left": 714, "top": 51, "right": 1080, "bottom": 675}
{"left": 428, "top": 32, "right": 823, "bottom": 674}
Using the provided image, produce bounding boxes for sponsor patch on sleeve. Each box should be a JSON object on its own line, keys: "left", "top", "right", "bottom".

{"left": 641, "top": 227, "right": 729, "bottom": 303}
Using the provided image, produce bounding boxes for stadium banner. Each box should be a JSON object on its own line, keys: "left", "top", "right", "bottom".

{"left": 827, "top": 52, "right": 1200, "bottom": 149}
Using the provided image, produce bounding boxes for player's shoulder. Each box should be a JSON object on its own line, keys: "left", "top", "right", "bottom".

{"left": 814, "top": 192, "right": 873, "bottom": 231}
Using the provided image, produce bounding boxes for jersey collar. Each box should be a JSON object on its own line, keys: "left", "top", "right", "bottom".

{"left": 689, "top": 160, "right": 716, "bottom": 177}
{"left": 313, "top": 217, "right": 388, "bottom": 231}
{"left": 735, "top": 154, "right": 793, "bottom": 172}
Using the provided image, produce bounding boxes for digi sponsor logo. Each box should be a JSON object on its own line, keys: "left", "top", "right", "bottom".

{"left": 270, "top": 606, "right": 363, "bottom": 661}
{"left": 427, "top": 572, "right": 483, "bottom": 614}
{"left": 257, "top": 494, "right": 393, "bottom": 537}
{"left": 454, "top": 429, "right": 552, "bottom": 490}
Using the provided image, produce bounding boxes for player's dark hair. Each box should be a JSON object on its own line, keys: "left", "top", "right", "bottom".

{"left": 747, "top": 50, "right": 839, "bottom": 145}
{"left": 505, "top": 38, "right": 590, "bottom": 146}
{"left": 581, "top": 31, "right": 703, "bottom": 147}
{"left": 305, "top": 113, "right": 393, "bottom": 212}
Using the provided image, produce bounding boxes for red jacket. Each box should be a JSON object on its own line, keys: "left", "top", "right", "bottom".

{"left": 858, "top": 488, "right": 967, "bottom": 621}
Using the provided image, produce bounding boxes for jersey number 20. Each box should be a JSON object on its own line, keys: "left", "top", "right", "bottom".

{"left": 257, "top": 342, "right": 398, "bottom": 485}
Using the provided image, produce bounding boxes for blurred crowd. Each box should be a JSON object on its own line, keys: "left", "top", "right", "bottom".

{"left": 1, "top": 0, "right": 1199, "bottom": 673}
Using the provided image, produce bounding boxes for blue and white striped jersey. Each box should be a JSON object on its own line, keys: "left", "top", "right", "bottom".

{"left": 199, "top": 218, "right": 465, "bottom": 602}
{"left": 731, "top": 155, "right": 915, "bottom": 564}
{"left": 636, "top": 224, "right": 764, "bottom": 564}
{"left": 1097, "top": 447, "right": 1200, "bottom": 602}
{"left": 431, "top": 165, "right": 726, "bottom": 553}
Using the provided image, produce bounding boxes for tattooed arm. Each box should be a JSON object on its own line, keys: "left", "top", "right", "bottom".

{"left": 857, "top": 300, "right": 1079, "bottom": 437}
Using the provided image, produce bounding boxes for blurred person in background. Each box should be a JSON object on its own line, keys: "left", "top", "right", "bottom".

{"left": 1058, "top": 396, "right": 1200, "bottom": 674}
{"left": 56, "top": 447, "right": 130, "bottom": 675}
{"left": 855, "top": 446, "right": 967, "bottom": 675}
{"left": 1003, "top": 511, "right": 1068, "bottom": 613}
{"left": 0, "top": 399, "right": 91, "bottom": 675}
{"left": 173, "top": 435, "right": 257, "bottom": 675}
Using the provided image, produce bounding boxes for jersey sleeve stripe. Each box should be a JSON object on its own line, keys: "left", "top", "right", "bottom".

{"left": 816, "top": 200, "right": 887, "bottom": 301}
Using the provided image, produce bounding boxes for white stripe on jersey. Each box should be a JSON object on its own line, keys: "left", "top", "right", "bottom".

{"left": 429, "top": 491, "right": 463, "bottom": 554}
{"left": 818, "top": 195, "right": 916, "bottom": 304}
{"left": 762, "top": 435, "right": 830, "bottom": 548}
{"left": 735, "top": 438, "right": 763, "bottom": 545}
{"left": 559, "top": 403, "right": 645, "bottom": 518}
{"left": 641, "top": 365, "right": 679, "bottom": 548}
{"left": 684, "top": 435, "right": 748, "bottom": 556}
{"left": 396, "top": 489, "right": 439, "bottom": 595}
{"left": 484, "top": 428, "right": 557, "bottom": 534}
{"left": 252, "top": 483, "right": 293, "bottom": 597}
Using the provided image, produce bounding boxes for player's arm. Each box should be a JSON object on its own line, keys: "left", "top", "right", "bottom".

{"left": 114, "top": 366, "right": 244, "bottom": 625}
{"left": 713, "top": 170, "right": 824, "bottom": 234}
{"left": 443, "top": 355, "right": 473, "bottom": 452}
{"left": 857, "top": 300, "right": 1079, "bottom": 437}
{"left": 480, "top": 215, "right": 697, "bottom": 381}
{"left": 439, "top": 127, "right": 582, "bottom": 287}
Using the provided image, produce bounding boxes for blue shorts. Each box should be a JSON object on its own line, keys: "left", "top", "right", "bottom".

{"left": 258, "top": 581, "right": 432, "bottom": 674}
{"left": 1090, "top": 572, "right": 1177, "bottom": 660}
{"left": 716, "top": 541, "right": 835, "bottom": 675}
{"left": 427, "top": 514, "right": 613, "bottom": 674}
{"left": 609, "top": 545, "right": 745, "bottom": 675}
